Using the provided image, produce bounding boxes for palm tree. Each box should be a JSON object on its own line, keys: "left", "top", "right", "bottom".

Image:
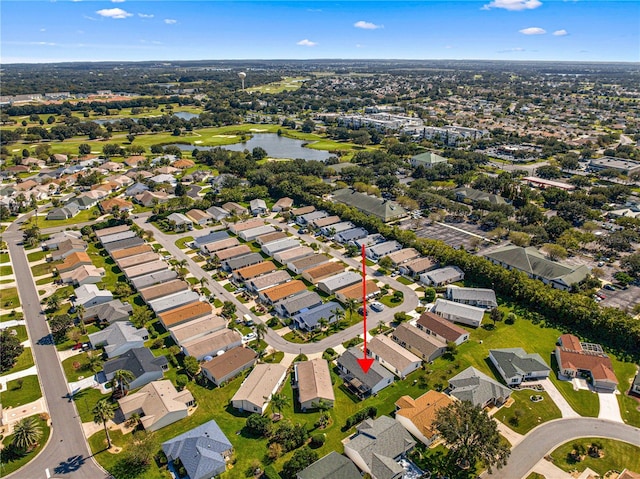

{"left": 93, "top": 399, "right": 116, "bottom": 449}
{"left": 270, "top": 393, "right": 287, "bottom": 418}
{"left": 345, "top": 298, "right": 357, "bottom": 322}
{"left": 12, "top": 416, "right": 42, "bottom": 451}
{"left": 318, "top": 317, "right": 328, "bottom": 332}
{"left": 255, "top": 322, "right": 267, "bottom": 342}
{"left": 75, "top": 304, "right": 86, "bottom": 334}
{"left": 87, "top": 351, "right": 103, "bottom": 374}
{"left": 330, "top": 308, "right": 344, "bottom": 332}
{"left": 112, "top": 369, "right": 135, "bottom": 398}
{"left": 199, "top": 276, "right": 208, "bottom": 290}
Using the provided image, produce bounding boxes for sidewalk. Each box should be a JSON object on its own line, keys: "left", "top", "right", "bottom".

{"left": 495, "top": 421, "right": 524, "bottom": 447}
{"left": 529, "top": 458, "right": 573, "bottom": 479}
{"left": 1, "top": 397, "right": 48, "bottom": 430}
{"left": 0, "top": 365, "right": 37, "bottom": 390}
{"left": 0, "top": 319, "right": 26, "bottom": 329}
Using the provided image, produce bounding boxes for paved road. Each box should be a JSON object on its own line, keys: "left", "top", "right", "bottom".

{"left": 484, "top": 418, "right": 640, "bottom": 478}
{"left": 5, "top": 229, "right": 109, "bottom": 479}
{"left": 135, "top": 217, "right": 419, "bottom": 355}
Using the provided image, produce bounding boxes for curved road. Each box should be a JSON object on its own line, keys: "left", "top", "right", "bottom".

{"left": 134, "top": 216, "right": 419, "bottom": 354}
{"left": 4, "top": 228, "right": 109, "bottom": 479}
{"left": 485, "top": 418, "right": 640, "bottom": 478}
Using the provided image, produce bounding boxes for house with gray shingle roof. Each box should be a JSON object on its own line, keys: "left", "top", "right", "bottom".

{"left": 489, "top": 348, "right": 551, "bottom": 385}
{"left": 332, "top": 188, "right": 408, "bottom": 223}
{"left": 344, "top": 415, "right": 417, "bottom": 479}
{"left": 162, "top": 420, "right": 232, "bottom": 479}
{"left": 419, "top": 266, "right": 464, "bottom": 287}
{"left": 297, "top": 452, "right": 361, "bottom": 479}
{"left": 337, "top": 347, "right": 394, "bottom": 398}
{"left": 447, "top": 366, "right": 512, "bottom": 408}
{"left": 103, "top": 347, "right": 168, "bottom": 390}
{"left": 88, "top": 321, "right": 148, "bottom": 358}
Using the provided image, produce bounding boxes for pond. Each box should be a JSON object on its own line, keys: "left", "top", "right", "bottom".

{"left": 172, "top": 111, "right": 199, "bottom": 120}
{"left": 168, "top": 134, "right": 334, "bottom": 162}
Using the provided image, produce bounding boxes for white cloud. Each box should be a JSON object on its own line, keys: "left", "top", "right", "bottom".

{"left": 297, "top": 39, "right": 318, "bottom": 47}
{"left": 498, "top": 47, "right": 526, "bottom": 52}
{"left": 164, "top": 18, "right": 177, "bottom": 24}
{"left": 96, "top": 8, "right": 132, "bottom": 19}
{"left": 553, "top": 29, "right": 568, "bottom": 36}
{"left": 482, "top": 0, "right": 542, "bottom": 11}
{"left": 112, "top": 0, "right": 125, "bottom": 2}
{"left": 40, "top": 28, "right": 46, "bottom": 32}
{"left": 354, "top": 20, "right": 383, "bottom": 30}
{"left": 138, "top": 13, "right": 154, "bottom": 18}
{"left": 519, "top": 27, "right": 546, "bottom": 35}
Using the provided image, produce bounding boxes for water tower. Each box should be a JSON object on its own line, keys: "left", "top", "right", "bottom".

{"left": 238, "top": 71, "right": 246, "bottom": 90}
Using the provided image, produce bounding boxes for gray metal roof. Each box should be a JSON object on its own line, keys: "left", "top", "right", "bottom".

{"left": 421, "top": 266, "right": 464, "bottom": 284}
{"left": 335, "top": 227, "right": 368, "bottom": 243}
{"left": 103, "top": 236, "right": 144, "bottom": 253}
{"left": 148, "top": 290, "right": 200, "bottom": 313}
{"left": 193, "top": 230, "right": 229, "bottom": 247}
{"left": 433, "top": 299, "right": 485, "bottom": 322}
{"left": 317, "top": 271, "right": 361, "bottom": 293}
{"left": 131, "top": 269, "right": 178, "bottom": 290}
{"left": 293, "top": 301, "right": 343, "bottom": 330}
{"left": 446, "top": 286, "right": 496, "bottom": 304}
{"left": 162, "top": 420, "right": 232, "bottom": 479}
{"left": 223, "top": 253, "right": 263, "bottom": 271}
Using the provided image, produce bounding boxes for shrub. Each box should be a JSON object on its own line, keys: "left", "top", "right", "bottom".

{"left": 344, "top": 406, "right": 377, "bottom": 430}
{"left": 176, "top": 375, "right": 188, "bottom": 391}
{"left": 310, "top": 433, "right": 325, "bottom": 448}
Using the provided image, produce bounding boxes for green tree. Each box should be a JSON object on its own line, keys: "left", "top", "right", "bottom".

{"left": 112, "top": 369, "right": 136, "bottom": 398}
{"left": 221, "top": 301, "right": 236, "bottom": 318}
{"left": 490, "top": 307, "right": 503, "bottom": 326}
{"left": 621, "top": 252, "right": 640, "bottom": 278}
{"left": 270, "top": 393, "right": 287, "bottom": 418}
{"left": 130, "top": 306, "right": 153, "bottom": 328}
{"left": 542, "top": 243, "right": 568, "bottom": 261}
{"left": 434, "top": 401, "right": 509, "bottom": 472}
{"left": 245, "top": 413, "right": 271, "bottom": 437}
{"left": 93, "top": 399, "right": 116, "bottom": 449}
{"left": 0, "top": 329, "right": 24, "bottom": 373}
{"left": 282, "top": 448, "right": 318, "bottom": 479}
{"left": 377, "top": 255, "right": 393, "bottom": 271}
{"left": 12, "top": 416, "right": 42, "bottom": 451}
{"left": 184, "top": 356, "right": 200, "bottom": 377}
{"left": 49, "top": 314, "right": 74, "bottom": 343}
{"left": 255, "top": 322, "right": 267, "bottom": 342}
{"left": 87, "top": 351, "right": 104, "bottom": 374}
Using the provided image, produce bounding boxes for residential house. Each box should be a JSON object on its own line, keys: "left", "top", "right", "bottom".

{"left": 238, "top": 225, "right": 275, "bottom": 241}
{"left": 221, "top": 202, "right": 248, "bottom": 216}
{"left": 291, "top": 205, "right": 315, "bottom": 216}
{"left": 489, "top": 348, "right": 551, "bottom": 385}
{"left": 287, "top": 255, "right": 330, "bottom": 275}
{"left": 410, "top": 151, "right": 448, "bottom": 168}
{"left": 228, "top": 219, "right": 263, "bottom": 234}
{"left": 99, "top": 197, "right": 133, "bottom": 214}
{"left": 385, "top": 248, "right": 420, "bottom": 267}
{"left": 186, "top": 209, "right": 212, "bottom": 225}
{"left": 167, "top": 212, "right": 193, "bottom": 230}
{"left": 46, "top": 203, "right": 80, "bottom": 221}
{"left": 110, "top": 244, "right": 153, "bottom": 260}
{"left": 215, "top": 245, "right": 252, "bottom": 262}
{"left": 259, "top": 280, "right": 307, "bottom": 305}
{"left": 432, "top": 299, "right": 485, "bottom": 328}
{"left": 118, "top": 380, "right": 194, "bottom": 432}
{"left": 171, "top": 159, "right": 195, "bottom": 169}
{"left": 302, "top": 262, "right": 345, "bottom": 284}
{"left": 337, "top": 346, "right": 395, "bottom": 398}
{"left": 168, "top": 315, "right": 226, "bottom": 345}
{"left": 343, "top": 416, "right": 416, "bottom": 479}
{"left": 366, "top": 241, "right": 402, "bottom": 261}
{"left": 297, "top": 452, "right": 360, "bottom": 479}
{"left": 335, "top": 280, "right": 380, "bottom": 304}
{"left": 419, "top": 266, "right": 464, "bottom": 287}
{"left": 391, "top": 323, "right": 446, "bottom": 363}
{"left": 485, "top": 245, "right": 590, "bottom": 291}
{"left": 555, "top": 334, "right": 618, "bottom": 391}
{"left": 222, "top": 253, "right": 263, "bottom": 272}
{"left": 394, "top": 391, "right": 454, "bottom": 446}
{"left": 122, "top": 260, "right": 168, "bottom": 280}
{"left": 631, "top": 373, "right": 640, "bottom": 395}
{"left": 103, "top": 347, "right": 169, "bottom": 390}
{"left": 332, "top": 188, "right": 408, "bottom": 223}
{"left": 249, "top": 198, "right": 268, "bottom": 216}
{"left": 56, "top": 251, "right": 92, "bottom": 274}
{"left": 233, "top": 261, "right": 276, "bottom": 283}
{"left": 130, "top": 269, "right": 178, "bottom": 290}
{"left": 41, "top": 230, "right": 82, "bottom": 250}
{"left": 99, "top": 230, "right": 138, "bottom": 245}
{"left": 367, "top": 335, "right": 422, "bottom": 379}
{"left": 274, "top": 291, "right": 323, "bottom": 318}
{"left": 60, "top": 264, "right": 106, "bottom": 286}
{"left": 335, "top": 227, "right": 368, "bottom": 244}
{"left": 125, "top": 182, "right": 149, "bottom": 197}
{"left": 115, "top": 251, "right": 160, "bottom": 270}
{"left": 248, "top": 270, "right": 291, "bottom": 293}
{"left": 310, "top": 215, "right": 341, "bottom": 229}
{"left": 445, "top": 286, "right": 497, "bottom": 309}
{"left": 202, "top": 238, "right": 239, "bottom": 255}
{"left": 294, "top": 359, "right": 335, "bottom": 411}
{"left": 297, "top": 210, "right": 328, "bottom": 226}
{"left": 201, "top": 347, "right": 258, "bottom": 386}
{"left": 138, "top": 280, "right": 190, "bottom": 303}
{"left": 415, "top": 312, "right": 469, "bottom": 346}
{"left": 255, "top": 231, "right": 288, "bottom": 246}
{"left": 454, "top": 187, "right": 508, "bottom": 206}
{"left": 88, "top": 321, "right": 149, "bottom": 358}
{"left": 158, "top": 301, "right": 212, "bottom": 329}
{"left": 135, "top": 190, "right": 170, "bottom": 207}
{"left": 149, "top": 173, "right": 177, "bottom": 187}
{"left": 271, "top": 197, "right": 294, "bottom": 212}
{"left": 317, "top": 271, "right": 361, "bottom": 295}
{"left": 230, "top": 363, "right": 288, "bottom": 414}
{"left": 148, "top": 291, "right": 200, "bottom": 314}
{"left": 320, "top": 221, "right": 355, "bottom": 238}
{"left": 261, "top": 238, "right": 300, "bottom": 256}
{"left": 162, "top": 420, "right": 233, "bottom": 479}
{"left": 354, "top": 234, "right": 385, "bottom": 249}
{"left": 193, "top": 231, "right": 230, "bottom": 249}
{"left": 74, "top": 284, "right": 113, "bottom": 308}
{"left": 273, "top": 246, "right": 314, "bottom": 264}
{"left": 292, "top": 301, "right": 343, "bottom": 331}
{"left": 102, "top": 237, "right": 145, "bottom": 254}
{"left": 82, "top": 299, "right": 133, "bottom": 324}
{"left": 124, "top": 156, "right": 147, "bottom": 168}
{"left": 206, "top": 205, "right": 230, "bottom": 222}
{"left": 181, "top": 328, "right": 243, "bottom": 361}
{"left": 447, "top": 367, "right": 512, "bottom": 408}
{"left": 95, "top": 224, "right": 131, "bottom": 240}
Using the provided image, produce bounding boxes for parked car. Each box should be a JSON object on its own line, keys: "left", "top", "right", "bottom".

{"left": 603, "top": 284, "right": 616, "bottom": 291}
{"left": 370, "top": 302, "right": 385, "bottom": 312}
{"left": 242, "top": 333, "right": 257, "bottom": 343}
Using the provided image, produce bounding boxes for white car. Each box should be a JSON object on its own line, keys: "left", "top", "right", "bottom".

{"left": 370, "top": 302, "right": 385, "bottom": 312}
{"left": 242, "top": 332, "right": 257, "bottom": 343}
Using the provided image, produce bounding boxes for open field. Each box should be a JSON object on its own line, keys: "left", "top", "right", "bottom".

{"left": 246, "top": 76, "right": 308, "bottom": 94}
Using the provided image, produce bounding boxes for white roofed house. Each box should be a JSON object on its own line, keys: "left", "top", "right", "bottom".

{"left": 249, "top": 198, "right": 268, "bottom": 216}
{"left": 261, "top": 238, "right": 300, "bottom": 256}
{"left": 432, "top": 298, "right": 485, "bottom": 328}
{"left": 445, "top": 285, "right": 497, "bottom": 309}
{"left": 316, "top": 271, "right": 362, "bottom": 295}
{"left": 366, "top": 335, "right": 422, "bottom": 379}
{"left": 366, "top": 241, "right": 403, "bottom": 261}
{"left": 74, "top": 284, "right": 113, "bottom": 309}
{"left": 419, "top": 266, "right": 464, "bottom": 287}
{"left": 166, "top": 212, "right": 193, "bottom": 230}
{"left": 294, "top": 359, "right": 335, "bottom": 411}
{"left": 231, "top": 363, "right": 288, "bottom": 414}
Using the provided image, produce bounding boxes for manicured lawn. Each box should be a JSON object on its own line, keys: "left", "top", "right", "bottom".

{"left": 4, "top": 325, "right": 28, "bottom": 342}
{"left": 549, "top": 356, "right": 600, "bottom": 417}
{"left": 87, "top": 242, "right": 123, "bottom": 291}
{"left": 40, "top": 207, "right": 99, "bottom": 228}
{"left": 378, "top": 293, "right": 404, "bottom": 308}
{"left": 61, "top": 352, "right": 96, "bottom": 382}
{"left": 0, "top": 312, "right": 23, "bottom": 323}
{"left": 0, "top": 286, "right": 20, "bottom": 308}
{"left": 263, "top": 351, "right": 284, "bottom": 363}
{"left": 395, "top": 276, "right": 414, "bottom": 286}
{"left": 246, "top": 76, "right": 307, "bottom": 94}
{"left": 0, "top": 265, "right": 13, "bottom": 276}
{"left": 498, "top": 389, "right": 561, "bottom": 435}
{"left": 1, "top": 375, "right": 42, "bottom": 408}
{"left": 2, "top": 348, "right": 35, "bottom": 375}
{"left": 0, "top": 414, "right": 51, "bottom": 477}
{"left": 0, "top": 253, "right": 9, "bottom": 263}
{"left": 550, "top": 438, "right": 640, "bottom": 475}
{"left": 72, "top": 387, "right": 111, "bottom": 423}
{"left": 526, "top": 474, "right": 546, "bottom": 479}
{"left": 30, "top": 261, "right": 60, "bottom": 277}
{"left": 35, "top": 276, "right": 54, "bottom": 285}
{"left": 26, "top": 250, "right": 49, "bottom": 262}
{"left": 175, "top": 236, "right": 194, "bottom": 249}
{"left": 612, "top": 361, "right": 640, "bottom": 427}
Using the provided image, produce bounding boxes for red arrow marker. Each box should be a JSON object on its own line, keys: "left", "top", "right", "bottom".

{"left": 357, "top": 244, "right": 374, "bottom": 374}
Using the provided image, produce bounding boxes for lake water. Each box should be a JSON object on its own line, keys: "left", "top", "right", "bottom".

{"left": 168, "top": 134, "right": 333, "bottom": 162}
{"left": 173, "top": 111, "right": 199, "bottom": 120}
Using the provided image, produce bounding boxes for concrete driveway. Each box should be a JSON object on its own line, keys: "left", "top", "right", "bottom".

{"left": 597, "top": 391, "right": 623, "bottom": 423}
{"left": 538, "top": 378, "right": 580, "bottom": 418}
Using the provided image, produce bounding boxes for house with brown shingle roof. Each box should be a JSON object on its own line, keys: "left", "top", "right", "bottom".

{"left": 385, "top": 248, "right": 420, "bottom": 267}
{"left": 302, "top": 262, "right": 345, "bottom": 284}
{"left": 57, "top": 251, "right": 93, "bottom": 274}
{"left": 50, "top": 238, "right": 87, "bottom": 261}
{"left": 135, "top": 190, "right": 170, "bottom": 207}
{"left": 60, "top": 264, "right": 105, "bottom": 286}
{"left": 173, "top": 159, "right": 195, "bottom": 169}
{"left": 116, "top": 251, "right": 159, "bottom": 270}
{"left": 99, "top": 197, "right": 133, "bottom": 213}
{"left": 391, "top": 323, "right": 446, "bottom": 363}
{"left": 294, "top": 359, "right": 335, "bottom": 411}
{"left": 14, "top": 179, "right": 38, "bottom": 191}
{"left": 159, "top": 301, "right": 212, "bottom": 329}
{"left": 214, "top": 245, "right": 251, "bottom": 262}
{"left": 110, "top": 244, "right": 153, "bottom": 260}
{"left": 138, "top": 279, "right": 189, "bottom": 303}
{"left": 201, "top": 347, "right": 258, "bottom": 386}
{"left": 259, "top": 280, "right": 306, "bottom": 304}
{"left": 335, "top": 280, "right": 380, "bottom": 304}
{"left": 394, "top": 390, "right": 454, "bottom": 446}
{"left": 202, "top": 237, "right": 239, "bottom": 254}
{"left": 185, "top": 209, "right": 211, "bottom": 225}
{"left": 168, "top": 315, "right": 226, "bottom": 345}
{"left": 255, "top": 231, "right": 288, "bottom": 246}
{"left": 271, "top": 197, "right": 293, "bottom": 212}
{"left": 416, "top": 311, "right": 469, "bottom": 346}
{"left": 124, "top": 155, "right": 146, "bottom": 167}
{"left": 555, "top": 334, "right": 618, "bottom": 391}
{"left": 232, "top": 261, "right": 276, "bottom": 282}
{"left": 181, "top": 328, "right": 243, "bottom": 361}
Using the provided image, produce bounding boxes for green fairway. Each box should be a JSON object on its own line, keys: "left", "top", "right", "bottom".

{"left": 550, "top": 438, "right": 640, "bottom": 475}
{"left": 246, "top": 76, "right": 308, "bottom": 94}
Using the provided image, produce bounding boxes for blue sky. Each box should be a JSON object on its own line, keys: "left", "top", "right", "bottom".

{"left": 1, "top": 1, "right": 638, "bottom": 63}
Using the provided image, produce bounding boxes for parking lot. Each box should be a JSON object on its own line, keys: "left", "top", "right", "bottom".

{"left": 598, "top": 284, "right": 640, "bottom": 311}
{"left": 400, "top": 218, "right": 494, "bottom": 251}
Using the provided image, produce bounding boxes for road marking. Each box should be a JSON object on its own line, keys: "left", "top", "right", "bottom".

{"left": 46, "top": 468, "right": 51, "bottom": 478}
